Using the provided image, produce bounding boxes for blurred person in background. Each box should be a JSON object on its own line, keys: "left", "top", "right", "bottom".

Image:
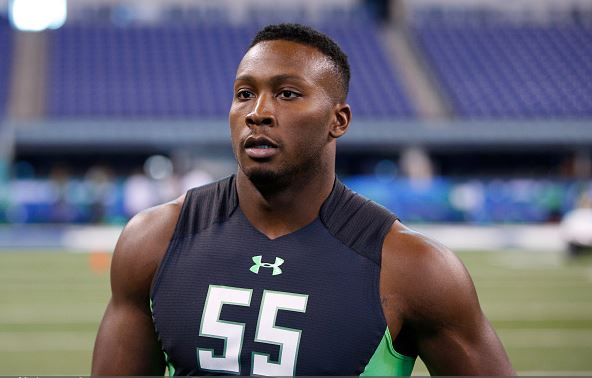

{"left": 123, "top": 168, "right": 157, "bottom": 218}
{"left": 561, "top": 188, "right": 592, "bottom": 256}
{"left": 92, "top": 23, "right": 514, "bottom": 376}
{"left": 85, "top": 165, "right": 115, "bottom": 223}
{"left": 181, "top": 165, "right": 214, "bottom": 193}
{"left": 49, "top": 164, "right": 76, "bottom": 223}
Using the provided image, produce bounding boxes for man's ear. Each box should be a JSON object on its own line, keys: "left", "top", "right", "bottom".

{"left": 329, "top": 103, "right": 351, "bottom": 139}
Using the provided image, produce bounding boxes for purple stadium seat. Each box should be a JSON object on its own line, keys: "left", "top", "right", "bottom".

{"left": 414, "top": 19, "right": 592, "bottom": 118}
{"left": 46, "top": 20, "right": 415, "bottom": 119}
{"left": 0, "top": 17, "right": 11, "bottom": 117}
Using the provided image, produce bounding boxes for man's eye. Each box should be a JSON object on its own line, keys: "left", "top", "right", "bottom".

{"left": 279, "top": 90, "right": 300, "bottom": 99}
{"left": 236, "top": 90, "right": 254, "bottom": 100}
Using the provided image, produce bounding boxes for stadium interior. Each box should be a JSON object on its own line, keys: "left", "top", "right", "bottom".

{"left": 0, "top": 0, "right": 591, "bottom": 375}
{"left": 0, "top": 0, "right": 590, "bottom": 227}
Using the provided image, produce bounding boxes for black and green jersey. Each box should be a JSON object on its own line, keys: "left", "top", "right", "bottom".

{"left": 150, "top": 175, "right": 416, "bottom": 376}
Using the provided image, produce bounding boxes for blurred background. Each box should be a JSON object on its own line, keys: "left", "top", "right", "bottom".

{"left": 0, "top": 0, "right": 591, "bottom": 375}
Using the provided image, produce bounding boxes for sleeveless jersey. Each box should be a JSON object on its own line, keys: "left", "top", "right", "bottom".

{"left": 150, "top": 175, "right": 416, "bottom": 376}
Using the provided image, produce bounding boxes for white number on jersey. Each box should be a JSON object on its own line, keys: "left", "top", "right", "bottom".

{"left": 197, "top": 285, "right": 308, "bottom": 376}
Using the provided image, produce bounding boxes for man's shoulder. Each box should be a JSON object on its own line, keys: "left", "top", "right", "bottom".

{"left": 108, "top": 175, "right": 235, "bottom": 304}
{"left": 117, "top": 175, "right": 236, "bottom": 255}
{"left": 382, "top": 221, "right": 453, "bottom": 263}
{"left": 112, "top": 194, "right": 186, "bottom": 280}
{"left": 124, "top": 194, "right": 186, "bottom": 246}
{"left": 382, "top": 220, "right": 470, "bottom": 284}
{"left": 381, "top": 221, "right": 477, "bottom": 323}
{"left": 107, "top": 194, "right": 187, "bottom": 305}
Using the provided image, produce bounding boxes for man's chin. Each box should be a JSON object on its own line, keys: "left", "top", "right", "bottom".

{"left": 242, "top": 166, "right": 290, "bottom": 192}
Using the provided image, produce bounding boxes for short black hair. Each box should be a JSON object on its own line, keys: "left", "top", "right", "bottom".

{"left": 248, "top": 23, "right": 350, "bottom": 102}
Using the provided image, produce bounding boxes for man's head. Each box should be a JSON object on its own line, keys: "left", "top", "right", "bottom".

{"left": 248, "top": 23, "right": 350, "bottom": 102}
{"left": 229, "top": 23, "right": 352, "bottom": 191}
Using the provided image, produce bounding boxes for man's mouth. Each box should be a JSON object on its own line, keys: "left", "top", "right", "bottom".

{"left": 244, "top": 136, "right": 279, "bottom": 159}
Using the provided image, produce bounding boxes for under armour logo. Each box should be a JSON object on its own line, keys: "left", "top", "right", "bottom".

{"left": 250, "top": 255, "right": 284, "bottom": 276}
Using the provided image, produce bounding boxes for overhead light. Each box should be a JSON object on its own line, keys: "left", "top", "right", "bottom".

{"left": 9, "top": 0, "right": 67, "bottom": 32}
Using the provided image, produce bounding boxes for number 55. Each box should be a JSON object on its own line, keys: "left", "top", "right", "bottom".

{"left": 197, "top": 285, "right": 308, "bottom": 376}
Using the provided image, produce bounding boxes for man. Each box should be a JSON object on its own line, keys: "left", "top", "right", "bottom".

{"left": 92, "top": 23, "right": 514, "bottom": 375}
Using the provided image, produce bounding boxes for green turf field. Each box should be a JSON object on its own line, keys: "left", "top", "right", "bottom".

{"left": 0, "top": 250, "right": 591, "bottom": 375}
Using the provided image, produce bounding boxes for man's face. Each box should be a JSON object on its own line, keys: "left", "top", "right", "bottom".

{"left": 229, "top": 40, "right": 338, "bottom": 188}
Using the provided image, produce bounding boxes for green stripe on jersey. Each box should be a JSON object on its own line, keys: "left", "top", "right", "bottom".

{"left": 164, "top": 351, "right": 176, "bottom": 376}
{"left": 361, "top": 328, "right": 415, "bottom": 376}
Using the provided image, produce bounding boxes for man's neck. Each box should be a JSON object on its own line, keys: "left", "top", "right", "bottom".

{"left": 236, "top": 169, "right": 335, "bottom": 240}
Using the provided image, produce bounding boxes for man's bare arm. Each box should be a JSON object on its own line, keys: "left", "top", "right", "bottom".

{"left": 381, "top": 221, "right": 515, "bottom": 375}
{"left": 91, "top": 197, "right": 184, "bottom": 375}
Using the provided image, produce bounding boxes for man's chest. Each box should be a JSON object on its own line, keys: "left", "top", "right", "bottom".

{"left": 150, "top": 219, "right": 387, "bottom": 375}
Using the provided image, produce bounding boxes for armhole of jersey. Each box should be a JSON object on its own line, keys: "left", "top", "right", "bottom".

{"left": 149, "top": 190, "right": 194, "bottom": 300}
{"left": 149, "top": 299, "right": 177, "bottom": 376}
{"left": 361, "top": 328, "right": 416, "bottom": 376}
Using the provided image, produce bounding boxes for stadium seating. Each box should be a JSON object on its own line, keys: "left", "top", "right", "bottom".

{"left": 46, "top": 21, "right": 415, "bottom": 119}
{"left": 414, "top": 19, "right": 592, "bottom": 118}
{"left": 0, "top": 17, "right": 11, "bottom": 117}
{"left": 322, "top": 23, "right": 415, "bottom": 118}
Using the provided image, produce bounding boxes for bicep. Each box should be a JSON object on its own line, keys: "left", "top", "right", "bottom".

{"left": 91, "top": 207, "right": 177, "bottom": 376}
{"left": 411, "top": 253, "right": 514, "bottom": 375}
{"left": 92, "top": 298, "right": 165, "bottom": 375}
{"left": 383, "top": 225, "right": 514, "bottom": 375}
{"left": 417, "top": 310, "right": 514, "bottom": 375}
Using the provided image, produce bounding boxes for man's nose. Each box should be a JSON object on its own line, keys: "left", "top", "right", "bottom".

{"left": 246, "top": 94, "right": 275, "bottom": 127}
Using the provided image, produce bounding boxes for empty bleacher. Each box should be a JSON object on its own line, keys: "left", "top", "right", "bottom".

{"left": 413, "top": 18, "right": 592, "bottom": 118}
{"left": 0, "top": 16, "right": 11, "bottom": 117}
{"left": 46, "top": 20, "right": 415, "bottom": 119}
